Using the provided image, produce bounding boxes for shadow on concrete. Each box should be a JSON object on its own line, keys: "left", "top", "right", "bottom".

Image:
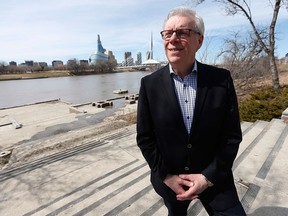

{"left": 19, "top": 100, "right": 125, "bottom": 144}
{"left": 248, "top": 206, "right": 288, "bottom": 216}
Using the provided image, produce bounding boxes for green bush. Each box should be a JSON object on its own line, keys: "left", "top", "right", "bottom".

{"left": 239, "top": 86, "right": 288, "bottom": 122}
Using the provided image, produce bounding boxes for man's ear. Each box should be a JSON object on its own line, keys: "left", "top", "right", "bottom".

{"left": 197, "top": 35, "right": 204, "bottom": 50}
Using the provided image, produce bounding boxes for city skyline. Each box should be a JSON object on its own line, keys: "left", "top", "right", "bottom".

{"left": 1, "top": 0, "right": 287, "bottom": 65}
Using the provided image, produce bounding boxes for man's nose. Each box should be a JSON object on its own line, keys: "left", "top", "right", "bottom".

{"left": 169, "top": 32, "right": 179, "bottom": 42}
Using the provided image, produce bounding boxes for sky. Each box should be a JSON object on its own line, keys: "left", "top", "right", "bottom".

{"left": 0, "top": 0, "right": 287, "bottom": 65}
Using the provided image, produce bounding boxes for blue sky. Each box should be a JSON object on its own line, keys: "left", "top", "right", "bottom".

{"left": 0, "top": 0, "right": 287, "bottom": 65}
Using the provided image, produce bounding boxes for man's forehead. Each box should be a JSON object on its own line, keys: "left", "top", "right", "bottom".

{"left": 165, "top": 15, "right": 194, "bottom": 28}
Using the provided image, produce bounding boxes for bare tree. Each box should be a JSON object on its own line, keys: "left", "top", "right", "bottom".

{"left": 92, "top": 60, "right": 117, "bottom": 73}
{"left": 0, "top": 61, "right": 7, "bottom": 74}
{"left": 219, "top": 30, "right": 266, "bottom": 77}
{"left": 190, "top": 0, "right": 287, "bottom": 90}
{"left": 67, "top": 59, "right": 82, "bottom": 75}
{"left": 197, "top": 34, "right": 217, "bottom": 64}
{"left": 219, "top": 30, "right": 271, "bottom": 91}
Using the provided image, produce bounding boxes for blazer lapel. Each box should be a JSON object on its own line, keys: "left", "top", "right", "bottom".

{"left": 160, "top": 65, "right": 188, "bottom": 134}
{"left": 190, "top": 62, "right": 209, "bottom": 134}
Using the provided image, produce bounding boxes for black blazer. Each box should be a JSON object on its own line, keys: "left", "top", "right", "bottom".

{"left": 136, "top": 62, "right": 242, "bottom": 211}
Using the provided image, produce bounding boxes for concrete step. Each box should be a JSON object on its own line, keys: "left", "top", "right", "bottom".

{"left": 234, "top": 119, "right": 287, "bottom": 182}
{"left": 234, "top": 119, "right": 288, "bottom": 215}
{"left": 1, "top": 119, "right": 288, "bottom": 216}
{"left": 32, "top": 161, "right": 150, "bottom": 216}
{"left": 237, "top": 120, "right": 270, "bottom": 158}
{"left": 241, "top": 121, "right": 254, "bottom": 134}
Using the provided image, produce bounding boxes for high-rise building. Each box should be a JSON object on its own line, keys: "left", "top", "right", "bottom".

{"left": 124, "top": 52, "right": 132, "bottom": 60}
{"left": 124, "top": 52, "right": 133, "bottom": 66}
{"left": 136, "top": 52, "right": 142, "bottom": 65}
{"left": 106, "top": 50, "right": 117, "bottom": 65}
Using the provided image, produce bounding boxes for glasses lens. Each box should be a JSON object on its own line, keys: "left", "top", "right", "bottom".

{"left": 161, "top": 30, "right": 173, "bottom": 40}
{"left": 177, "top": 29, "right": 190, "bottom": 38}
{"left": 161, "top": 29, "right": 194, "bottom": 40}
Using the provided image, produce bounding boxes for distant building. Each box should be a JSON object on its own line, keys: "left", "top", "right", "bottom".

{"left": 124, "top": 52, "right": 133, "bottom": 66}
{"left": 25, "top": 60, "right": 34, "bottom": 67}
{"left": 52, "top": 60, "right": 64, "bottom": 69}
{"left": 9, "top": 61, "right": 17, "bottom": 66}
{"left": 80, "top": 60, "right": 89, "bottom": 65}
{"left": 146, "top": 51, "right": 152, "bottom": 61}
{"left": 124, "top": 52, "right": 132, "bottom": 60}
{"left": 127, "top": 56, "right": 134, "bottom": 66}
{"left": 146, "top": 32, "right": 153, "bottom": 60}
{"left": 142, "top": 32, "right": 160, "bottom": 67}
{"left": 38, "top": 62, "right": 48, "bottom": 70}
{"left": 135, "top": 52, "right": 142, "bottom": 65}
{"left": 67, "top": 59, "right": 76, "bottom": 66}
{"left": 89, "top": 35, "right": 116, "bottom": 65}
{"left": 106, "top": 50, "right": 117, "bottom": 64}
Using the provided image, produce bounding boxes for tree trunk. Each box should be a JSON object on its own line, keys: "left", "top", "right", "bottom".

{"left": 269, "top": 53, "right": 281, "bottom": 90}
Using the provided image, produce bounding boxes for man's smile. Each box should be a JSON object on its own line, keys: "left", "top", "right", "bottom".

{"left": 168, "top": 47, "right": 184, "bottom": 52}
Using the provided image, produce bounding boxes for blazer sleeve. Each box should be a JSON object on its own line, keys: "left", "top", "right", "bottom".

{"left": 201, "top": 72, "right": 242, "bottom": 184}
{"left": 136, "top": 77, "right": 169, "bottom": 181}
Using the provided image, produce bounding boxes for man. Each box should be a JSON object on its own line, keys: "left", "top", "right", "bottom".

{"left": 136, "top": 6, "right": 246, "bottom": 216}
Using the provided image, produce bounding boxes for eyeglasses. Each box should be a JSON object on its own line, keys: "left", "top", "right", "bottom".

{"left": 160, "top": 29, "right": 200, "bottom": 40}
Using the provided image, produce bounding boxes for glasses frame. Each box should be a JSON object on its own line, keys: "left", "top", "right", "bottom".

{"left": 160, "top": 29, "right": 201, "bottom": 40}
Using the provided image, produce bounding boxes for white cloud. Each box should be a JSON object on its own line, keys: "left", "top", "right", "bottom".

{"left": 0, "top": 0, "right": 287, "bottom": 64}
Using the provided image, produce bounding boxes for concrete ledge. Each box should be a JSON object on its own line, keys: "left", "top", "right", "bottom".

{"left": 281, "top": 107, "right": 288, "bottom": 121}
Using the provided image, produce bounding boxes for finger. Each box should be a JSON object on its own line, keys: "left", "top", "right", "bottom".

{"left": 176, "top": 187, "right": 196, "bottom": 200}
{"left": 191, "top": 195, "right": 199, "bottom": 200}
{"left": 176, "top": 187, "right": 186, "bottom": 195}
{"left": 176, "top": 193, "right": 199, "bottom": 201}
{"left": 180, "top": 179, "right": 194, "bottom": 187}
{"left": 176, "top": 194, "right": 193, "bottom": 201}
{"left": 178, "top": 174, "right": 192, "bottom": 181}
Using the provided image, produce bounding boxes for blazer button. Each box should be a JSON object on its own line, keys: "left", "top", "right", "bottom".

{"left": 187, "top": 144, "right": 192, "bottom": 148}
{"left": 184, "top": 166, "right": 190, "bottom": 171}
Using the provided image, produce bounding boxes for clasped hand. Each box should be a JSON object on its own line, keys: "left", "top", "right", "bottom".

{"left": 163, "top": 174, "right": 208, "bottom": 201}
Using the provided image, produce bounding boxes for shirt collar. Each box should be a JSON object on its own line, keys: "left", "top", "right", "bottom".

{"left": 169, "top": 61, "right": 198, "bottom": 76}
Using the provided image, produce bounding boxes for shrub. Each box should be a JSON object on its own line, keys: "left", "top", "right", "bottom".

{"left": 239, "top": 86, "right": 288, "bottom": 122}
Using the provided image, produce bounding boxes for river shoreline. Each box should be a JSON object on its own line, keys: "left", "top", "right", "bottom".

{"left": 0, "top": 98, "right": 137, "bottom": 169}
{"left": 0, "top": 68, "right": 140, "bottom": 81}
{"left": 0, "top": 70, "right": 69, "bottom": 81}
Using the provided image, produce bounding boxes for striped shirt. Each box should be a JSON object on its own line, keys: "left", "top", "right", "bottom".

{"left": 170, "top": 63, "right": 197, "bottom": 133}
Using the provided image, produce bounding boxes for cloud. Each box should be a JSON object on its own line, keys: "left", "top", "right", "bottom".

{"left": 0, "top": 0, "right": 287, "bottom": 64}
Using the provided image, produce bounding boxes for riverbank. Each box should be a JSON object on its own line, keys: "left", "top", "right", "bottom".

{"left": 0, "top": 69, "right": 140, "bottom": 81}
{"left": 0, "top": 99, "right": 137, "bottom": 169}
{"left": 0, "top": 70, "right": 70, "bottom": 81}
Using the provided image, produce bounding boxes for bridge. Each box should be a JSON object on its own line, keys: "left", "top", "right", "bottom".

{"left": 117, "top": 62, "right": 167, "bottom": 72}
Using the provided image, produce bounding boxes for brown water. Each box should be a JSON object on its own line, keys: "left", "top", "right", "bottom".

{"left": 0, "top": 71, "right": 150, "bottom": 109}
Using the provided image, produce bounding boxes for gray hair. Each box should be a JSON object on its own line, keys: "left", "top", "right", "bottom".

{"left": 163, "top": 6, "right": 205, "bottom": 36}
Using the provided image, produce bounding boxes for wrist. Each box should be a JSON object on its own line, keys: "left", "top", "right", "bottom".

{"left": 202, "top": 174, "right": 214, "bottom": 187}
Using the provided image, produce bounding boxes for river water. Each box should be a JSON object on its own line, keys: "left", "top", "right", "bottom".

{"left": 0, "top": 71, "right": 151, "bottom": 109}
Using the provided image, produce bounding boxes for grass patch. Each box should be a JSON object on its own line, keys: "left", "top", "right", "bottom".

{"left": 0, "top": 71, "right": 69, "bottom": 80}
{"left": 114, "top": 112, "right": 137, "bottom": 124}
{"left": 239, "top": 86, "right": 288, "bottom": 122}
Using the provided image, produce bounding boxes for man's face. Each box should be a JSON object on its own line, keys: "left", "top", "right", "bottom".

{"left": 163, "top": 15, "right": 203, "bottom": 67}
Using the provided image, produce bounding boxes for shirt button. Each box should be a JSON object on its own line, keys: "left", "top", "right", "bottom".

{"left": 187, "top": 144, "right": 192, "bottom": 148}
{"left": 184, "top": 166, "right": 190, "bottom": 171}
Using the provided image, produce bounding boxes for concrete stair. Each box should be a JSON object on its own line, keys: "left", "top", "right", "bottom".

{"left": 0, "top": 119, "right": 288, "bottom": 216}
